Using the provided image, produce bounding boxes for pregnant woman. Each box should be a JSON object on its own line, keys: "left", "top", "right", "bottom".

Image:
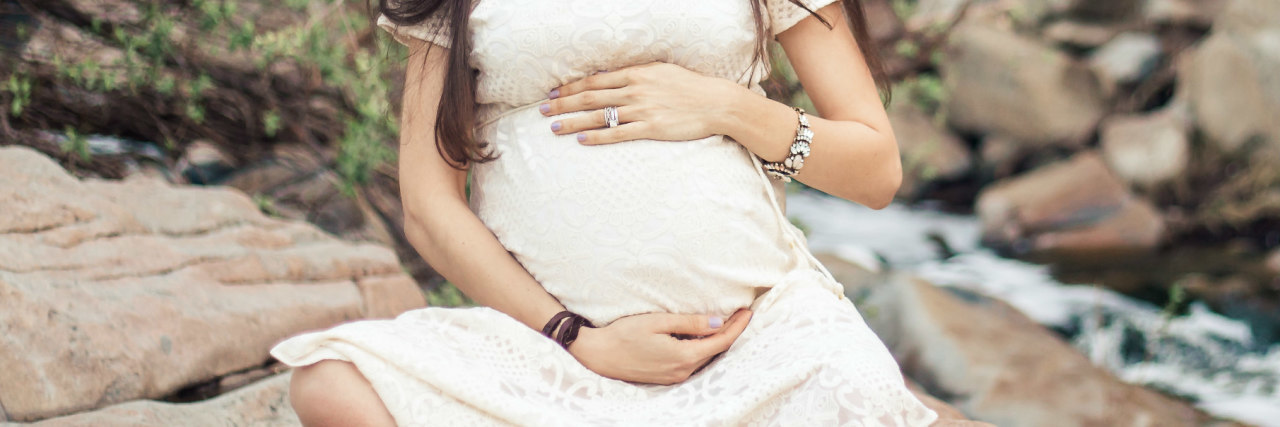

{"left": 271, "top": 0, "right": 940, "bottom": 425}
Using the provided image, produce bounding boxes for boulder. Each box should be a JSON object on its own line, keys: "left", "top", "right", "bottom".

{"left": 1099, "top": 108, "right": 1191, "bottom": 188}
{"left": 0, "top": 146, "right": 425, "bottom": 422}
{"left": 1089, "top": 32, "right": 1163, "bottom": 96}
{"left": 942, "top": 24, "right": 1107, "bottom": 148}
{"left": 890, "top": 103, "right": 973, "bottom": 198}
{"left": 909, "top": 0, "right": 1063, "bottom": 30}
{"left": 906, "top": 0, "right": 970, "bottom": 28}
{"left": 859, "top": 275, "right": 1214, "bottom": 426}
{"left": 1266, "top": 248, "right": 1280, "bottom": 275}
{"left": 1179, "top": 0, "right": 1280, "bottom": 155}
{"left": 1213, "top": 0, "right": 1280, "bottom": 32}
{"left": 1180, "top": 273, "right": 1280, "bottom": 345}
{"left": 221, "top": 145, "right": 395, "bottom": 248}
{"left": 1042, "top": 20, "right": 1122, "bottom": 48}
{"left": 26, "top": 372, "right": 298, "bottom": 426}
{"left": 219, "top": 144, "right": 439, "bottom": 284}
{"left": 175, "top": 140, "right": 237, "bottom": 185}
{"left": 863, "top": 0, "right": 905, "bottom": 42}
{"left": 818, "top": 254, "right": 994, "bottom": 426}
{"left": 1027, "top": 196, "right": 1166, "bottom": 259}
{"left": 977, "top": 135, "right": 1022, "bottom": 179}
{"left": 975, "top": 152, "right": 1166, "bottom": 261}
{"left": 1145, "top": 0, "right": 1229, "bottom": 26}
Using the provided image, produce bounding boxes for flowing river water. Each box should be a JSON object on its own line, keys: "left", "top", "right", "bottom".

{"left": 787, "top": 190, "right": 1280, "bottom": 427}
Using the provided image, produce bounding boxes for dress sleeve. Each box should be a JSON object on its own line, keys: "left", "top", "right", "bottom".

{"left": 376, "top": 10, "right": 453, "bottom": 49}
{"left": 766, "top": 0, "right": 840, "bottom": 37}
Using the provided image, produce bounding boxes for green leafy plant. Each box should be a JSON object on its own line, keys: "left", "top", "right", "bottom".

{"left": 6, "top": 74, "right": 33, "bottom": 116}
{"left": 891, "top": 0, "right": 917, "bottom": 21}
{"left": 263, "top": 110, "right": 282, "bottom": 137}
{"left": 253, "top": 194, "right": 281, "bottom": 217}
{"left": 61, "top": 127, "right": 91, "bottom": 162}
{"left": 895, "top": 40, "right": 919, "bottom": 58}
{"left": 895, "top": 74, "right": 947, "bottom": 118}
{"left": 1160, "top": 284, "right": 1187, "bottom": 323}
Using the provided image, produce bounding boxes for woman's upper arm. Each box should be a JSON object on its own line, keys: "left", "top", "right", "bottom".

{"left": 398, "top": 38, "right": 468, "bottom": 213}
{"left": 774, "top": 3, "right": 892, "bottom": 134}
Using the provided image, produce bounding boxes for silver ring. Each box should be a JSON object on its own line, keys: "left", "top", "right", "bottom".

{"left": 604, "top": 106, "right": 619, "bottom": 128}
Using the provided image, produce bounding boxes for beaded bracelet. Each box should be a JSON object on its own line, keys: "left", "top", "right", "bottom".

{"left": 762, "top": 107, "right": 812, "bottom": 182}
{"left": 541, "top": 310, "right": 595, "bottom": 350}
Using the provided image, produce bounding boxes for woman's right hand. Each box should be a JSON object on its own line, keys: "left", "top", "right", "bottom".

{"left": 567, "top": 308, "right": 753, "bottom": 385}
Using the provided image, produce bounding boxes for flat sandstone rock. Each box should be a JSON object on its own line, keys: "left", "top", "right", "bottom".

{"left": 0, "top": 146, "right": 424, "bottom": 422}
{"left": 22, "top": 373, "right": 298, "bottom": 427}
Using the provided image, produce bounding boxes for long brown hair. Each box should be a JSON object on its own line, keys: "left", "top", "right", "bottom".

{"left": 377, "top": 0, "right": 888, "bottom": 170}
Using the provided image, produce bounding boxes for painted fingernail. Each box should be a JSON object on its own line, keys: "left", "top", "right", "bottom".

{"left": 539, "top": 103, "right": 550, "bottom": 114}
{"left": 576, "top": 133, "right": 587, "bottom": 143}
{"left": 550, "top": 121, "right": 562, "bottom": 132}
{"left": 548, "top": 89, "right": 560, "bottom": 99}
{"left": 709, "top": 316, "right": 723, "bottom": 329}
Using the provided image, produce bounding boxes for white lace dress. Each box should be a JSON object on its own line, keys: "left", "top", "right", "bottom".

{"left": 271, "top": 0, "right": 940, "bottom": 425}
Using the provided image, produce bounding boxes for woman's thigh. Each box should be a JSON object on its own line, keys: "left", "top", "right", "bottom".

{"left": 290, "top": 360, "right": 397, "bottom": 427}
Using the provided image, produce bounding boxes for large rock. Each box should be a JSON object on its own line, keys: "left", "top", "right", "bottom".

{"left": 858, "top": 275, "right": 1214, "bottom": 426}
{"left": 1099, "top": 108, "right": 1191, "bottom": 188}
{"left": 1145, "top": 0, "right": 1229, "bottom": 26}
{"left": 25, "top": 373, "right": 298, "bottom": 426}
{"left": 1179, "top": 0, "right": 1280, "bottom": 155}
{"left": 1267, "top": 248, "right": 1280, "bottom": 275}
{"left": 221, "top": 144, "right": 395, "bottom": 249}
{"left": 0, "top": 146, "right": 425, "bottom": 422}
{"left": 890, "top": 103, "right": 973, "bottom": 198}
{"left": 1043, "top": 20, "right": 1122, "bottom": 48}
{"left": 863, "top": 0, "right": 905, "bottom": 42}
{"left": 942, "top": 24, "right": 1107, "bottom": 148}
{"left": 1089, "top": 32, "right": 1163, "bottom": 96}
{"left": 908, "top": 0, "right": 1063, "bottom": 30}
{"left": 175, "top": 140, "right": 237, "bottom": 185}
{"left": 907, "top": 0, "right": 971, "bottom": 29}
{"left": 816, "top": 254, "right": 994, "bottom": 427}
{"left": 222, "top": 144, "right": 440, "bottom": 285}
{"left": 977, "top": 135, "right": 1022, "bottom": 179}
{"left": 975, "top": 152, "right": 1166, "bottom": 261}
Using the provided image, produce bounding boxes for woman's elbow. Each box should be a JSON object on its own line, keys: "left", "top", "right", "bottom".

{"left": 402, "top": 208, "right": 432, "bottom": 248}
{"left": 402, "top": 195, "right": 447, "bottom": 251}
{"left": 863, "top": 138, "right": 902, "bottom": 210}
{"left": 863, "top": 182, "right": 897, "bottom": 210}
{"left": 836, "top": 169, "right": 897, "bottom": 210}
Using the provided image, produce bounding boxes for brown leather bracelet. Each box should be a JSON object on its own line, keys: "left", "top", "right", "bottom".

{"left": 541, "top": 310, "right": 595, "bottom": 349}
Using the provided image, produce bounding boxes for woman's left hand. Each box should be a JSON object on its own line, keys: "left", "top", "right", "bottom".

{"left": 539, "top": 62, "right": 741, "bottom": 145}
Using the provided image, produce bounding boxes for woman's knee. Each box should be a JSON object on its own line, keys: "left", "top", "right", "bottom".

{"left": 290, "top": 360, "right": 396, "bottom": 427}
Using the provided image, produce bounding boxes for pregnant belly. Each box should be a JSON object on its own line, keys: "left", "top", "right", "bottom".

{"left": 469, "top": 106, "right": 800, "bottom": 326}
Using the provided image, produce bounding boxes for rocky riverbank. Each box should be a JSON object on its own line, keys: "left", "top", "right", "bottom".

{"left": 886, "top": 0, "right": 1279, "bottom": 355}
{"left": 896, "top": 0, "right": 1278, "bottom": 249}
{"left": 792, "top": 191, "right": 1274, "bottom": 426}
{"left": 0, "top": 146, "right": 424, "bottom": 424}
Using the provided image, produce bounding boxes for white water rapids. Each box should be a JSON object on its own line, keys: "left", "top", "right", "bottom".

{"left": 787, "top": 190, "right": 1280, "bottom": 426}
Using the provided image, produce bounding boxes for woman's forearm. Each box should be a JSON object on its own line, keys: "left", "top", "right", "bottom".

{"left": 710, "top": 82, "right": 902, "bottom": 210}
{"left": 395, "top": 38, "right": 565, "bottom": 333}
{"left": 403, "top": 199, "right": 567, "bottom": 331}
